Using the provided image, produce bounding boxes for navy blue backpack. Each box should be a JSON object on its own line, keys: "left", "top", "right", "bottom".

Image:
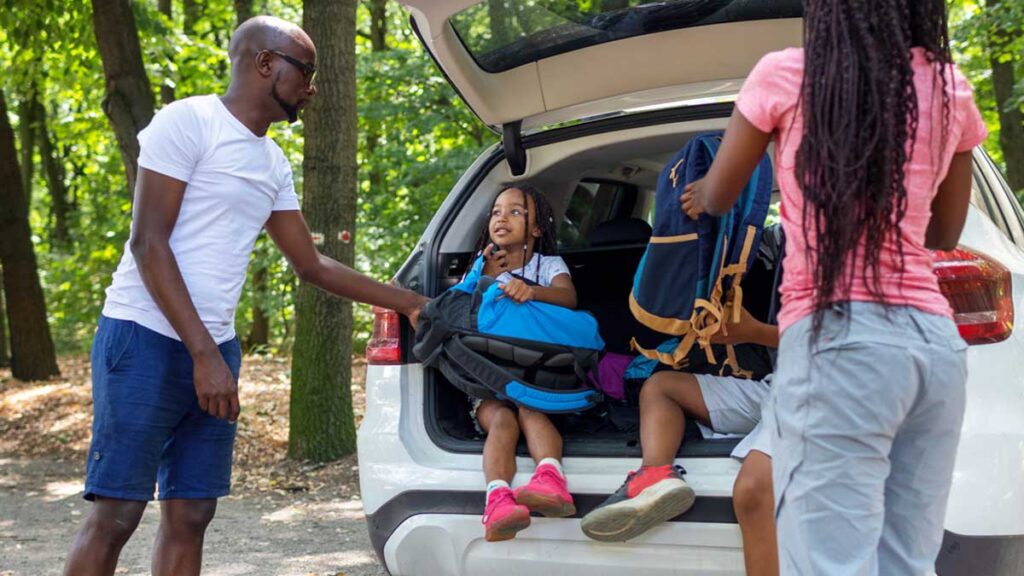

{"left": 413, "top": 256, "right": 605, "bottom": 413}
{"left": 630, "top": 132, "right": 773, "bottom": 375}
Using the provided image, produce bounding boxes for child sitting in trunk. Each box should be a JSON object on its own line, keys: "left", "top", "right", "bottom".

{"left": 581, "top": 305, "right": 780, "bottom": 575}
{"left": 468, "top": 185, "right": 579, "bottom": 542}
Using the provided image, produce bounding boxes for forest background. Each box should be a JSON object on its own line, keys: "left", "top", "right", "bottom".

{"left": 0, "top": 0, "right": 1021, "bottom": 461}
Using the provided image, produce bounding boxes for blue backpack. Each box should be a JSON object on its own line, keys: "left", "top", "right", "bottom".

{"left": 413, "top": 256, "right": 605, "bottom": 413}
{"left": 630, "top": 132, "right": 773, "bottom": 375}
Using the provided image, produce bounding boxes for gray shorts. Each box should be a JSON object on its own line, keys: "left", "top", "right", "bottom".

{"left": 696, "top": 373, "right": 774, "bottom": 459}
{"left": 772, "top": 303, "right": 967, "bottom": 575}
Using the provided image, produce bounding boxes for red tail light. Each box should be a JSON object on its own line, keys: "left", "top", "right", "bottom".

{"left": 367, "top": 306, "right": 402, "bottom": 365}
{"left": 934, "top": 247, "right": 1014, "bottom": 345}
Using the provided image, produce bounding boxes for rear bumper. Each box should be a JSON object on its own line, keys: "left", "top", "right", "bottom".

{"left": 366, "top": 490, "right": 737, "bottom": 570}
{"left": 936, "top": 531, "right": 1024, "bottom": 575}
{"left": 366, "top": 490, "right": 1024, "bottom": 576}
{"left": 369, "top": 502, "right": 743, "bottom": 576}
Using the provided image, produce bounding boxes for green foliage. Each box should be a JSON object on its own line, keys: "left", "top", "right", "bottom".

{"left": 950, "top": 0, "right": 1024, "bottom": 197}
{"left": 1, "top": 0, "right": 488, "bottom": 354}
{"left": 352, "top": 1, "right": 487, "bottom": 346}
{"left": 4, "top": 0, "right": 1018, "bottom": 356}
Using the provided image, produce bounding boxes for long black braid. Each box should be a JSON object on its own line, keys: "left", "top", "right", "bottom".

{"left": 797, "top": 0, "right": 952, "bottom": 333}
{"left": 471, "top": 184, "right": 558, "bottom": 284}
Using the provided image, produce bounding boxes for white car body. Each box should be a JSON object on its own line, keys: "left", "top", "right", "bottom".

{"left": 358, "top": 2, "right": 1024, "bottom": 574}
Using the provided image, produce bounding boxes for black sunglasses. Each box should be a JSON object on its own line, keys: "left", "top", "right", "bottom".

{"left": 266, "top": 49, "right": 316, "bottom": 84}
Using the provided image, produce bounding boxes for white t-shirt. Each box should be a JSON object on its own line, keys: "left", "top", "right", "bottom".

{"left": 494, "top": 253, "right": 570, "bottom": 287}
{"left": 103, "top": 95, "right": 300, "bottom": 344}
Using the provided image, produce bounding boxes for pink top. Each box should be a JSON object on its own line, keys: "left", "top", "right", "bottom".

{"left": 735, "top": 47, "right": 988, "bottom": 333}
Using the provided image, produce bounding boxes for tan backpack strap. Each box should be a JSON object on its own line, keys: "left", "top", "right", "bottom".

{"left": 720, "top": 344, "right": 754, "bottom": 379}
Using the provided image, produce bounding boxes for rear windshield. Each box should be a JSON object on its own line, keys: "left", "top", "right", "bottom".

{"left": 450, "top": 0, "right": 804, "bottom": 73}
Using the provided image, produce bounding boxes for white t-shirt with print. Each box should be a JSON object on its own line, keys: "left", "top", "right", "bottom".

{"left": 102, "top": 95, "right": 300, "bottom": 344}
{"left": 494, "top": 253, "right": 571, "bottom": 287}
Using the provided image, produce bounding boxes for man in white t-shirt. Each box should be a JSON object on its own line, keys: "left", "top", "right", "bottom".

{"left": 63, "top": 16, "right": 427, "bottom": 576}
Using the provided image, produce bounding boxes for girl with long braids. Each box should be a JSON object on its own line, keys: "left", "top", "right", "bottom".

{"left": 466, "top": 185, "right": 579, "bottom": 542}
{"left": 682, "top": 1, "right": 987, "bottom": 573}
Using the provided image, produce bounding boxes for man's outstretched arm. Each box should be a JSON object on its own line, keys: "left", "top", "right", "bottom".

{"left": 265, "top": 210, "right": 429, "bottom": 326}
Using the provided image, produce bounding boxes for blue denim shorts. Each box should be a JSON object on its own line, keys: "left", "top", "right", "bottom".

{"left": 84, "top": 316, "right": 241, "bottom": 501}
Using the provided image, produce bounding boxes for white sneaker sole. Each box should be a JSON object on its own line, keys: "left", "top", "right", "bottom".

{"left": 580, "top": 479, "right": 696, "bottom": 542}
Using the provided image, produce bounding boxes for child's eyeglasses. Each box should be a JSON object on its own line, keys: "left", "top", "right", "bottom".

{"left": 265, "top": 49, "right": 316, "bottom": 85}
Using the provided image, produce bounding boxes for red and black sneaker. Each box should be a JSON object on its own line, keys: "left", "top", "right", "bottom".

{"left": 580, "top": 464, "right": 695, "bottom": 542}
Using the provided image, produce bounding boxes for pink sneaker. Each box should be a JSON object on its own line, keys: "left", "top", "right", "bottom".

{"left": 483, "top": 486, "right": 530, "bottom": 542}
{"left": 514, "top": 463, "right": 576, "bottom": 518}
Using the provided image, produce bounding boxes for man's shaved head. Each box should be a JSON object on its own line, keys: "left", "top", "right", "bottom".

{"left": 223, "top": 15, "right": 317, "bottom": 127}
{"left": 228, "top": 16, "right": 314, "bottom": 65}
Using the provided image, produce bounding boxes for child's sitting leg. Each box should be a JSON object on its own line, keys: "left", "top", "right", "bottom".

{"left": 476, "top": 400, "right": 530, "bottom": 542}
{"left": 580, "top": 371, "right": 699, "bottom": 541}
{"left": 639, "top": 371, "right": 711, "bottom": 466}
{"left": 514, "top": 408, "right": 575, "bottom": 517}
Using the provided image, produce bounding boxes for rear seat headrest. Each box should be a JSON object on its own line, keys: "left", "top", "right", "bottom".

{"left": 587, "top": 217, "right": 653, "bottom": 247}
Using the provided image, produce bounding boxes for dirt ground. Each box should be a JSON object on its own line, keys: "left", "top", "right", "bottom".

{"left": 0, "top": 355, "right": 387, "bottom": 576}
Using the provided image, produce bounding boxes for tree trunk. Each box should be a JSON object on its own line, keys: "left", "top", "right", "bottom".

{"left": 986, "top": 1, "right": 1024, "bottom": 193}
{"left": 244, "top": 251, "right": 270, "bottom": 351}
{"left": 368, "top": 0, "right": 387, "bottom": 52}
{"left": 91, "top": 0, "right": 155, "bottom": 198}
{"left": 0, "top": 267, "right": 9, "bottom": 368}
{"left": 290, "top": 0, "right": 358, "bottom": 461}
{"left": 233, "top": 0, "right": 269, "bottom": 350}
{"left": 0, "top": 89, "right": 59, "bottom": 381}
{"left": 158, "top": 0, "right": 175, "bottom": 105}
{"left": 36, "top": 100, "right": 72, "bottom": 250}
{"left": 365, "top": 0, "right": 388, "bottom": 199}
{"left": 17, "top": 92, "right": 36, "bottom": 205}
{"left": 235, "top": 0, "right": 254, "bottom": 26}
{"left": 184, "top": 0, "right": 201, "bottom": 36}
{"left": 487, "top": 0, "right": 515, "bottom": 46}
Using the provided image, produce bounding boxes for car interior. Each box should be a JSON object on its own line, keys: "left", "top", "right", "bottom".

{"left": 423, "top": 120, "right": 783, "bottom": 459}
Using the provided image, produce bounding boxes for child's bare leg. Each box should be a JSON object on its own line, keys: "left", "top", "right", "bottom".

{"left": 517, "top": 408, "right": 562, "bottom": 463}
{"left": 581, "top": 372, "right": 703, "bottom": 542}
{"left": 476, "top": 400, "right": 520, "bottom": 483}
{"left": 639, "top": 372, "right": 711, "bottom": 467}
{"left": 733, "top": 450, "right": 778, "bottom": 576}
{"left": 476, "top": 400, "right": 530, "bottom": 541}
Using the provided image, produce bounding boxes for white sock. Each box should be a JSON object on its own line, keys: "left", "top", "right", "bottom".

{"left": 486, "top": 479, "right": 510, "bottom": 500}
{"left": 538, "top": 457, "right": 563, "bottom": 477}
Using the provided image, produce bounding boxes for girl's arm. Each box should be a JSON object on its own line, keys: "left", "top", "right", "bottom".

{"left": 925, "top": 151, "right": 973, "bottom": 250}
{"left": 682, "top": 109, "right": 774, "bottom": 218}
{"left": 500, "top": 273, "right": 578, "bottom": 309}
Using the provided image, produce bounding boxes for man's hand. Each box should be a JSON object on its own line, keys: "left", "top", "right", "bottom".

{"left": 499, "top": 278, "right": 535, "bottom": 304}
{"left": 681, "top": 178, "right": 706, "bottom": 220}
{"left": 403, "top": 295, "right": 430, "bottom": 330}
{"left": 193, "top": 350, "right": 240, "bottom": 421}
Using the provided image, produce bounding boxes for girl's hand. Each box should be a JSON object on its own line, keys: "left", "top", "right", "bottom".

{"left": 499, "top": 278, "right": 534, "bottom": 304}
{"left": 681, "top": 178, "right": 706, "bottom": 220}
{"left": 482, "top": 243, "right": 509, "bottom": 273}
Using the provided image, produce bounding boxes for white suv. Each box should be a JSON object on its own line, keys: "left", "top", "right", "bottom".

{"left": 358, "top": 2, "right": 1024, "bottom": 574}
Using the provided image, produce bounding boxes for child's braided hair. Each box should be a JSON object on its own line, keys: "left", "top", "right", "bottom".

{"left": 471, "top": 184, "right": 558, "bottom": 284}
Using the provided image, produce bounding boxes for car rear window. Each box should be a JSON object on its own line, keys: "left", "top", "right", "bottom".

{"left": 450, "top": 0, "right": 804, "bottom": 73}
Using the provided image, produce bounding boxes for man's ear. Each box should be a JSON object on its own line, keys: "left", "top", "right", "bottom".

{"left": 255, "top": 50, "right": 274, "bottom": 78}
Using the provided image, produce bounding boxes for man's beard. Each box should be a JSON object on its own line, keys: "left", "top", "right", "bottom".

{"left": 271, "top": 80, "right": 300, "bottom": 123}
